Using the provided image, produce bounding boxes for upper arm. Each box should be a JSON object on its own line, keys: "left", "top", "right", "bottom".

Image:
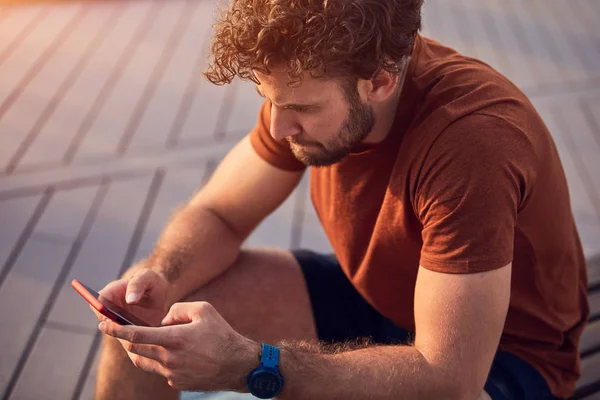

{"left": 411, "top": 115, "right": 528, "bottom": 396}
{"left": 413, "top": 264, "right": 511, "bottom": 398}
{"left": 190, "top": 135, "right": 304, "bottom": 239}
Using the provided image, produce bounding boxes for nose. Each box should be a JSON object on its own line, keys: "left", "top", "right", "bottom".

{"left": 270, "top": 106, "right": 302, "bottom": 141}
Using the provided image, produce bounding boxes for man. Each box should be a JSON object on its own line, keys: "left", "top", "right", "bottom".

{"left": 94, "top": 0, "right": 589, "bottom": 399}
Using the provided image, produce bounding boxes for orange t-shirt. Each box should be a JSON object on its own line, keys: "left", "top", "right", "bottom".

{"left": 249, "top": 35, "right": 589, "bottom": 398}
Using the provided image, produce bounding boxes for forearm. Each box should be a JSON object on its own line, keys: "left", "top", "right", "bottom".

{"left": 274, "top": 343, "right": 461, "bottom": 400}
{"left": 145, "top": 204, "right": 244, "bottom": 303}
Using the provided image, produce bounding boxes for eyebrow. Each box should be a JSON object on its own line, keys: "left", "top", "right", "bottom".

{"left": 254, "top": 85, "right": 318, "bottom": 110}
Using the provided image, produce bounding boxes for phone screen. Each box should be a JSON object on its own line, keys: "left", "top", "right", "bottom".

{"left": 75, "top": 281, "right": 152, "bottom": 326}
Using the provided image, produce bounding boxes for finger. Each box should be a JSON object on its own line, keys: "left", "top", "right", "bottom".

{"left": 99, "top": 320, "right": 177, "bottom": 348}
{"left": 128, "top": 353, "right": 167, "bottom": 378}
{"left": 119, "top": 339, "right": 165, "bottom": 364}
{"left": 98, "top": 279, "right": 128, "bottom": 302}
{"left": 125, "top": 270, "right": 154, "bottom": 304}
{"left": 161, "top": 302, "right": 210, "bottom": 326}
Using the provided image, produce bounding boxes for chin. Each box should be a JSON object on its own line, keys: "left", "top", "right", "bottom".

{"left": 291, "top": 147, "right": 347, "bottom": 167}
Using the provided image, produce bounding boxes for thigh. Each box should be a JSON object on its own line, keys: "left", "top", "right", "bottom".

{"left": 182, "top": 248, "right": 318, "bottom": 345}
{"left": 293, "top": 250, "right": 411, "bottom": 346}
{"left": 484, "top": 350, "right": 558, "bottom": 400}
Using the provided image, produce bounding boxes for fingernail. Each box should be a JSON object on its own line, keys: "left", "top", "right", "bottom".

{"left": 126, "top": 293, "right": 140, "bottom": 303}
{"left": 98, "top": 322, "right": 106, "bottom": 332}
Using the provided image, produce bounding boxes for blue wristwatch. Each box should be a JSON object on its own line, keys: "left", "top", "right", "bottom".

{"left": 247, "top": 344, "right": 284, "bottom": 399}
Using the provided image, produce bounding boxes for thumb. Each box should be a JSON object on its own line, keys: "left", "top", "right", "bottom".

{"left": 125, "top": 272, "right": 151, "bottom": 304}
{"left": 161, "top": 302, "right": 203, "bottom": 326}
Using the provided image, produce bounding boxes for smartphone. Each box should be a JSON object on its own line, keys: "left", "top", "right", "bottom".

{"left": 71, "top": 279, "right": 152, "bottom": 326}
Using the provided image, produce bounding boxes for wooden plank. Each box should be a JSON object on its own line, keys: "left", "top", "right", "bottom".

{"left": 470, "top": 4, "right": 515, "bottom": 81}
{"left": 554, "top": 104, "right": 600, "bottom": 217}
{"left": 575, "top": 351, "right": 600, "bottom": 396}
{"left": 9, "top": 327, "right": 96, "bottom": 400}
{"left": 420, "top": 0, "right": 444, "bottom": 42}
{"left": 175, "top": 74, "right": 232, "bottom": 145}
{"left": 589, "top": 255, "right": 600, "bottom": 291}
{"left": 16, "top": 1, "right": 150, "bottom": 170}
{"left": 0, "top": 3, "right": 88, "bottom": 128}
{"left": 511, "top": 0, "right": 562, "bottom": 89}
{"left": 221, "top": 80, "right": 265, "bottom": 139}
{"left": 114, "top": 0, "right": 200, "bottom": 154}
{"left": 34, "top": 185, "right": 99, "bottom": 241}
{"left": 61, "top": 1, "right": 164, "bottom": 164}
{"left": 527, "top": 0, "right": 584, "bottom": 85}
{"left": 297, "top": 175, "right": 333, "bottom": 254}
{"left": 0, "top": 91, "right": 58, "bottom": 173}
{"left": 443, "top": 0, "right": 480, "bottom": 59}
{"left": 244, "top": 183, "right": 299, "bottom": 249}
{"left": 500, "top": 0, "right": 552, "bottom": 90}
{"left": 0, "top": 237, "right": 71, "bottom": 396}
{"left": 453, "top": 3, "right": 503, "bottom": 75}
{"left": 580, "top": 319, "right": 600, "bottom": 358}
{"left": 71, "top": 0, "right": 180, "bottom": 161}
{"left": 0, "top": 195, "right": 41, "bottom": 268}
{"left": 551, "top": 0, "right": 600, "bottom": 78}
{"left": 538, "top": 107, "right": 600, "bottom": 258}
{"left": 574, "top": 1, "right": 600, "bottom": 74}
{"left": 0, "top": 139, "right": 234, "bottom": 196}
{"left": 0, "top": 5, "right": 49, "bottom": 67}
{"left": 0, "top": 3, "right": 81, "bottom": 104}
{"left": 0, "top": 181, "right": 108, "bottom": 399}
{"left": 77, "top": 342, "right": 100, "bottom": 400}
{"left": 125, "top": 1, "right": 214, "bottom": 151}
{"left": 46, "top": 176, "right": 155, "bottom": 329}
{"left": 423, "top": 1, "right": 474, "bottom": 59}
{"left": 584, "top": 97, "right": 600, "bottom": 161}
{"left": 484, "top": 0, "right": 536, "bottom": 88}
{"left": 590, "top": 290, "right": 600, "bottom": 319}
{"left": 2, "top": 5, "right": 118, "bottom": 174}
{"left": 133, "top": 164, "right": 210, "bottom": 261}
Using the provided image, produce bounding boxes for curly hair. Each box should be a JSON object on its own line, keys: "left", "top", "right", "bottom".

{"left": 204, "top": 0, "right": 423, "bottom": 86}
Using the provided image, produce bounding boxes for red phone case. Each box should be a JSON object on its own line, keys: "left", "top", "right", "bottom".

{"left": 71, "top": 279, "right": 119, "bottom": 323}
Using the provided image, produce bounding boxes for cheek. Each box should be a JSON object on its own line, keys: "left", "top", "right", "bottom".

{"left": 305, "top": 114, "right": 345, "bottom": 138}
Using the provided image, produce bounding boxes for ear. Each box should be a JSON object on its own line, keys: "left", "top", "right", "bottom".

{"left": 364, "top": 69, "right": 400, "bottom": 103}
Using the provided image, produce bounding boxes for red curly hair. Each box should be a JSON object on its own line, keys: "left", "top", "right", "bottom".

{"left": 204, "top": 0, "right": 423, "bottom": 86}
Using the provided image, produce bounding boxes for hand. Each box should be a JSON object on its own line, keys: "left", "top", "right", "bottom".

{"left": 98, "top": 301, "right": 260, "bottom": 392}
{"left": 93, "top": 265, "right": 172, "bottom": 327}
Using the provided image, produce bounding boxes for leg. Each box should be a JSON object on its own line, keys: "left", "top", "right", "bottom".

{"left": 95, "top": 248, "right": 317, "bottom": 400}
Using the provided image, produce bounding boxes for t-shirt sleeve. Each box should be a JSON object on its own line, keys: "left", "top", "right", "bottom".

{"left": 415, "top": 113, "right": 537, "bottom": 274}
{"left": 249, "top": 100, "right": 307, "bottom": 171}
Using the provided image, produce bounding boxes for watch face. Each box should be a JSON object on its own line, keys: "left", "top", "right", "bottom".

{"left": 248, "top": 370, "right": 282, "bottom": 399}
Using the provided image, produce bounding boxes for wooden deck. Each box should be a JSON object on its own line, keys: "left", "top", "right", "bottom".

{"left": 0, "top": 0, "right": 598, "bottom": 399}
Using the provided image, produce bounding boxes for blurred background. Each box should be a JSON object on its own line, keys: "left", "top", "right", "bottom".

{"left": 0, "top": 0, "right": 598, "bottom": 399}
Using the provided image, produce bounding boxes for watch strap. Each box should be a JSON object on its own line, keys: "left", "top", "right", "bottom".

{"left": 260, "top": 343, "right": 280, "bottom": 369}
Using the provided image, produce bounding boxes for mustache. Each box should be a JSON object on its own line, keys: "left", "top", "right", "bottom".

{"left": 287, "top": 135, "right": 321, "bottom": 147}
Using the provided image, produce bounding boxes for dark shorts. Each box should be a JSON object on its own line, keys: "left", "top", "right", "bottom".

{"left": 293, "top": 250, "right": 561, "bottom": 400}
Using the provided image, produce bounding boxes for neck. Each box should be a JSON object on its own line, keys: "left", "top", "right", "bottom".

{"left": 362, "top": 58, "right": 411, "bottom": 144}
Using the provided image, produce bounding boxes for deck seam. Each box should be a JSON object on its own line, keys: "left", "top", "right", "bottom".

{"left": 72, "top": 169, "right": 165, "bottom": 398}
{"left": 0, "top": 188, "right": 53, "bottom": 290}
{"left": 1, "top": 178, "right": 109, "bottom": 400}
{"left": 0, "top": 3, "right": 90, "bottom": 121}
{"left": 0, "top": 6, "right": 50, "bottom": 67}
{"left": 116, "top": 0, "right": 198, "bottom": 155}
{"left": 61, "top": 0, "right": 166, "bottom": 164}
{"left": 4, "top": 2, "right": 126, "bottom": 174}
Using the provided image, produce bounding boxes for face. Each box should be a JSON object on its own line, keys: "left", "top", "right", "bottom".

{"left": 254, "top": 69, "right": 375, "bottom": 167}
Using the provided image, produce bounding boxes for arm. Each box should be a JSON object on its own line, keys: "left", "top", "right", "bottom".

{"left": 270, "top": 263, "right": 510, "bottom": 400}
{"left": 145, "top": 135, "right": 303, "bottom": 303}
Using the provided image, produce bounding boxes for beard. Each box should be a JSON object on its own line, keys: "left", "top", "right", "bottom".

{"left": 286, "top": 94, "right": 375, "bottom": 167}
